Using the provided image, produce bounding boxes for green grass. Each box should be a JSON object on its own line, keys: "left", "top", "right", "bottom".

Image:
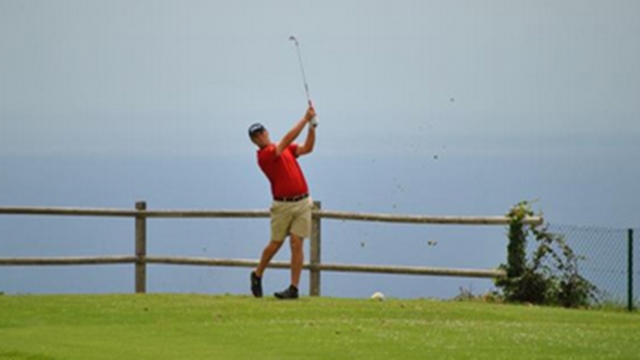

{"left": 0, "top": 294, "right": 638, "bottom": 359}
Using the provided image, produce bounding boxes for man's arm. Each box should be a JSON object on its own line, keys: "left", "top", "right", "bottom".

{"left": 295, "top": 122, "right": 315, "bottom": 157}
{"left": 276, "top": 105, "right": 316, "bottom": 156}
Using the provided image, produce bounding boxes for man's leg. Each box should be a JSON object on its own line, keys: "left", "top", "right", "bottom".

{"left": 275, "top": 198, "right": 311, "bottom": 299}
{"left": 255, "top": 240, "right": 284, "bottom": 278}
{"left": 274, "top": 233, "right": 304, "bottom": 300}
{"left": 252, "top": 239, "right": 284, "bottom": 298}
{"left": 289, "top": 234, "right": 304, "bottom": 288}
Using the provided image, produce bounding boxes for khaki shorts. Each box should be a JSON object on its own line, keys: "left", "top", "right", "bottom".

{"left": 270, "top": 197, "right": 313, "bottom": 241}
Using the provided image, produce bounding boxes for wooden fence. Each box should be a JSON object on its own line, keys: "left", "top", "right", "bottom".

{"left": 0, "top": 201, "right": 543, "bottom": 296}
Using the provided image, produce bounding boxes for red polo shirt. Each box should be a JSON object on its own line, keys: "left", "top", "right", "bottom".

{"left": 257, "top": 143, "right": 309, "bottom": 198}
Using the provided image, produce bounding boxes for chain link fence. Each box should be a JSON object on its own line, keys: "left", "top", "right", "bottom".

{"left": 545, "top": 224, "right": 638, "bottom": 310}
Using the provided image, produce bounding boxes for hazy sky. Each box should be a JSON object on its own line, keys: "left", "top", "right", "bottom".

{"left": 2, "top": 0, "right": 638, "bottom": 158}
{"left": 1, "top": 0, "right": 640, "bottom": 226}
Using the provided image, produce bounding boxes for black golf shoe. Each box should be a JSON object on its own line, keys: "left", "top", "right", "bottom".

{"left": 250, "top": 271, "right": 263, "bottom": 298}
{"left": 274, "top": 285, "right": 299, "bottom": 300}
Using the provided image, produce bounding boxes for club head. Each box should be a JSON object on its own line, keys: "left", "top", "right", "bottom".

{"left": 289, "top": 35, "right": 299, "bottom": 45}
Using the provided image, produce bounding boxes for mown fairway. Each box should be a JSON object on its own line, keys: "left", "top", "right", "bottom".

{"left": 0, "top": 294, "right": 638, "bottom": 359}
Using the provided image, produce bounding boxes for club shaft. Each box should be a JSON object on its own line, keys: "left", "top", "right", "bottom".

{"left": 293, "top": 42, "right": 311, "bottom": 103}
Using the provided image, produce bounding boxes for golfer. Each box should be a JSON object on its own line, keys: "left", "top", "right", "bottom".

{"left": 248, "top": 104, "right": 317, "bottom": 299}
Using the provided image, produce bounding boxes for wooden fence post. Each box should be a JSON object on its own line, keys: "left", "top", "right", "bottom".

{"left": 629, "top": 229, "right": 634, "bottom": 312}
{"left": 135, "top": 201, "right": 147, "bottom": 294}
{"left": 310, "top": 200, "right": 321, "bottom": 296}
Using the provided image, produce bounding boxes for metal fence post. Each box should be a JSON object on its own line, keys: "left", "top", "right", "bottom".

{"left": 135, "top": 201, "right": 147, "bottom": 294}
{"left": 628, "top": 228, "right": 634, "bottom": 312}
{"left": 310, "top": 200, "right": 321, "bottom": 296}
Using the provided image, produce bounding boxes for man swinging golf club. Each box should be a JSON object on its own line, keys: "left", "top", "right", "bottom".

{"left": 249, "top": 104, "right": 317, "bottom": 299}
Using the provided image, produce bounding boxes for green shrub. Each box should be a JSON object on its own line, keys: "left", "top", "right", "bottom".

{"left": 496, "top": 202, "right": 597, "bottom": 308}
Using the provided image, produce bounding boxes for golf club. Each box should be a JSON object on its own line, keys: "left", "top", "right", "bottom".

{"left": 289, "top": 35, "right": 318, "bottom": 127}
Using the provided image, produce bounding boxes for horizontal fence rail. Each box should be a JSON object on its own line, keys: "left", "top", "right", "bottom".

{"left": 0, "top": 206, "right": 543, "bottom": 225}
{"left": 0, "top": 203, "right": 541, "bottom": 296}
{"left": 0, "top": 206, "right": 270, "bottom": 219}
{"left": 0, "top": 256, "right": 137, "bottom": 266}
{"left": 319, "top": 210, "right": 542, "bottom": 225}
{"left": 0, "top": 256, "right": 504, "bottom": 279}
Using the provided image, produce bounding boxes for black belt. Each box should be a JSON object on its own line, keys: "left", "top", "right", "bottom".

{"left": 274, "top": 193, "right": 309, "bottom": 202}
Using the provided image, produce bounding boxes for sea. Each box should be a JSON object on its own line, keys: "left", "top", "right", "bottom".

{"left": 1, "top": 150, "right": 638, "bottom": 300}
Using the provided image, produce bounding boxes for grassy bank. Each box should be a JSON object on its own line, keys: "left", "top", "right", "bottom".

{"left": 0, "top": 294, "right": 638, "bottom": 359}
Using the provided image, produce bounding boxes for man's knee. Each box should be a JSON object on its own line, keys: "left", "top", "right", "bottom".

{"left": 289, "top": 234, "right": 304, "bottom": 250}
{"left": 265, "top": 240, "right": 283, "bottom": 253}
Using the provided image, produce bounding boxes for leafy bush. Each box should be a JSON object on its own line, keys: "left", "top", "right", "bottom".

{"left": 495, "top": 202, "right": 597, "bottom": 308}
